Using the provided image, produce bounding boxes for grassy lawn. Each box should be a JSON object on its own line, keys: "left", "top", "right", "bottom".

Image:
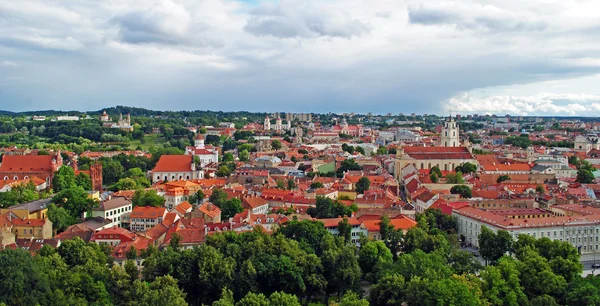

{"left": 129, "top": 134, "right": 165, "bottom": 150}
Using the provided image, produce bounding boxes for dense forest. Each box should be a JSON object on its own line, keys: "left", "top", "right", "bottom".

{"left": 0, "top": 209, "right": 595, "bottom": 306}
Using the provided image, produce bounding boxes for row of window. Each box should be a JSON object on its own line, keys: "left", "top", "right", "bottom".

{"left": 105, "top": 206, "right": 131, "bottom": 218}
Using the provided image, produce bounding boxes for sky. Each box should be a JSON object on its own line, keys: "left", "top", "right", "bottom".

{"left": 1, "top": 0, "right": 600, "bottom": 116}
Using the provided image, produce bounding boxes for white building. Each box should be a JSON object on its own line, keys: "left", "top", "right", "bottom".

{"left": 89, "top": 196, "right": 132, "bottom": 228}
{"left": 454, "top": 205, "right": 600, "bottom": 256}
{"left": 184, "top": 134, "right": 219, "bottom": 167}
{"left": 130, "top": 206, "right": 168, "bottom": 232}
{"left": 440, "top": 117, "right": 460, "bottom": 147}
{"left": 575, "top": 134, "right": 600, "bottom": 153}
{"left": 151, "top": 155, "right": 204, "bottom": 183}
{"left": 318, "top": 217, "right": 368, "bottom": 246}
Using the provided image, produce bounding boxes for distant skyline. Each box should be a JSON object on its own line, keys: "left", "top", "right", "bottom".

{"left": 1, "top": 0, "right": 600, "bottom": 115}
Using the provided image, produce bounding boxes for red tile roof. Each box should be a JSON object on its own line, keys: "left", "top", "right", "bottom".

{"left": 130, "top": 206, "right": 167, "bottom": 219}
{"left": 403, "top": 146, "right": 474, "bottom": 160}
{"left": 317, "top": 217, "right": 361, "bottom": 228}
{"left": 198, "top": 202, "right": 221, "bottom": 218}
{"left": 152, "top": 155, "right": 193, "bottom": 172}
{"left": 0, "top": 155, "right": 55, "bottom": 171}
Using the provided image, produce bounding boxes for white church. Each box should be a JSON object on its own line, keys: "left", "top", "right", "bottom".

{"left": 185, "top": 133, "right": 219, "bottom": 167}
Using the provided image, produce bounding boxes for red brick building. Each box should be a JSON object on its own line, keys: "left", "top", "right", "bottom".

{"left": 0, "top": 152, "right": 63, "bottom": 185}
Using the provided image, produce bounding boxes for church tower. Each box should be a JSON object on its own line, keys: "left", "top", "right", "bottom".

{"left": 264, "top": 116, "right": 271, "bottom": 130}
{"left": 194, "top": 133, "right": 205, "bottom": 148}
{"left": 90, "top": 162, "right": 103, "bottom": 192}
{"left": 441, "top": 117, "right": 460, "bottom": 147}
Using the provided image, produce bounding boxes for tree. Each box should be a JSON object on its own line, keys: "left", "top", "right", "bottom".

{"left": 269, "top": 291, "right": 301, "bottom": 306}
{"left": 429, "top": 166, "right": 442, "bottom": 177}
{"left": 310, "top": 182, "right": 324, "bottom": 189}
{"left": 75, "top": 172, "right": 92, "bottom": 190}
{"left": 188, "top": 189, "right": 205, "bottom": 204}
{"left": 287, "top": 178, "right": 296, "bottom": 190}
{"left": 271, "top": 140, "right": 282, "bottom": 150}
{"left": 355, "top": 177, "right": 370, "bottom": 194}
{"left": 276, "top": 179, "right": 285, "bottom": 189}
{"left": 497, "top": 175, "right": 511, "bottom": 183}
{"left": 52, "top": 186, "right": 97, "bottom": 218}
{"left": 480, "top": 257, "right": 529, "bottom": 306}
{"left": 239, "top": 150, "right": 249, "bottom": 162}
{"left": 450, "top": 185, "right": 472, "bottom": 198}
{"left": 576, "top": 169, "right": 594, "bottom": 184}
{"left": 478, "top": 227, "right": 513, "bottom": 264}
{"left": 358, "top": 241, "right": 392, "bottom": 276}
{"left": 112, "top": 178, "right": 138, "bottom": 191}
{"left": 132, "top": 189, "right": 164, "bottom": 207}
{"left": 47, "top": 203, "right": 75, "bottom": 233}
{"left": 369, "top": 273, "right": 405, "bottom": 306}
{"left": 456, "top": 162, "right": 477, "bottom": 173}
{"left": 337, "top": 217, "right": 352, "bottom": 243}
{"left": 376, "top": 147, "right": 388, "bottom": 155}
{"left": 446, "top": 172, "right": 465, "bottom": 184}
{"left": 278, "top": 220, "right": 330, "bottom": 254}
{"left": 354, "top": 146, "right": 365, "bottom": 155}
{"left": 223, "top": 152, "right": 234, "bottom": 162}
{"left": 535, "top": 184, "right": 545, "bottom": 194}
{"left": 430, "top": 172, "right": 439, "bottom": 183}
{"left": 52, "top": 166, "right": 76, "bottom": 192}
{"left": 307, "top": 196, "right": 355, "bottom": 219}
{"left": 217, "top": 165, "right": 231, "bottom": 177}
{"left": 101, "top": 158, "right": 125, "bottom": 185}
{"left": 220, "top": 198, "right": 243, "bottom": 220}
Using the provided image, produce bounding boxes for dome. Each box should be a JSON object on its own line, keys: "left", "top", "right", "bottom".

{"left": 195, "top": 133, "right": 205, "bottom": 140}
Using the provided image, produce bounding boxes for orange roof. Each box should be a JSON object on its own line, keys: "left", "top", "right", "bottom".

{"left": 454, "top": 206, "right": 600, "bottom": 229}
{"left": 9, "top": 218, "right": 46, "bottom": 227}
{"left": 0, "top": 155, "right": 55, "bottom": 172}
{"left": 91, "top": 226, "right": 136, "bottom": 242}
{"left": 174, "top": 201, "right": 193, "bottom": 215}
{"left": 130, "top": 206, "right": 167, "bottom": 219}
{"left": 403, "top": 146, "right": 474, "bottom": 160}
{"left": 362, "top": 216, "right": 417, "bottom": 231}
{"left": 317, "top": 217, "right": 361, "bottom": 228}
{"left": 476, "top": 155, "right": 532, "bottom": 172}
{"left": 198, "top": 202, "right": 221, "bottom": 218}
{"left": 162, "top": 212, "right": 180, "bottom": 227}
{"left": 152, "top": 155, "right": 193, "bottom": 172}
{"left": 243, "top": 196, "right": 269, "bottom": 209}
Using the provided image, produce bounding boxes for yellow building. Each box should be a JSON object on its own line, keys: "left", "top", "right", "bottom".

{"left": 10, "top": 217, "right": 53, "bottom": 239}
{"left": 0, "top": 198, "right": 50, "bottom": 220}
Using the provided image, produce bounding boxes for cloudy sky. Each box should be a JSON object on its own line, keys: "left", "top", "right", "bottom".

{"left": 1, "top": 0, "right": 600, "bottom": 115}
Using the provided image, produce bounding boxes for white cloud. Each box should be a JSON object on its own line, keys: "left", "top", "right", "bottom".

{"left": 0, "top": 61, "right": 18, "bottom": 67}
{"left": 1, "top": 0, "right": 600, "bottom": 113}
{"left": 446, "top": 93, "right": 600, "bottom": 115}
{"left": 244, "top": 1, "right": 370, "bottom": 38}
{"left": 112, "top": 0, "right": 193, "bottom": 44}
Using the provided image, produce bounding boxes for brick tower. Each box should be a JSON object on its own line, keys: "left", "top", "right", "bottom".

{"left": 90, "top": 162, "right": 103, "bottom": 192}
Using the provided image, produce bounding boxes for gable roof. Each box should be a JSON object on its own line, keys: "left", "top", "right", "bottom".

{"left": 152, "top": 155, "right": 193, "bottom": 172}
{"left": 403, "top": 146, "right": 474, "bottom": 160}
{"left": 0, "top": 155, "right": 55, "bottom": 172}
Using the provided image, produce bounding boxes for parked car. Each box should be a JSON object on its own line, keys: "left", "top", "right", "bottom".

{"left": 591, "top": 263, "right": 600, "bottom": 268}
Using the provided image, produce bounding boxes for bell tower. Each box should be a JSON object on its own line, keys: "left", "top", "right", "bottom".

{"left": 440, "top": 117, "right": 460, "bottom": 147}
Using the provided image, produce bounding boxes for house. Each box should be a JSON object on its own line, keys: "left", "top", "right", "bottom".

{"left": 191, "top": 202, "right": 222, "bottom": 223}
{"left": 151, "top": 155, "right": 204, "bottom": 183}
{"left": 361, "top": 215, "right": 417, "bottom": 240}
{"left": 317, "top": 217, "right": 367, "bottom": 245}
{"left": 130, "top": 207, "right": 168, "bottom": 232}
{"left": 89, "top": 196, "right": 132, "bottom": 227}
{"left": 0, "top": 152, "right": 63, "bottom": 185}
{"left": 0, "top": 198, "right": 51, "bottom": 220}
{"left": 7, "top": 215, "right": 53, "bottom": 239}
{"left": 90, "top": 226, "right": 137, "bottom": 246}
{"left": 242, "top": 196, "right": 270, "bottom": 214}
{"left": 173, "top": 201, "right": 193, "bottom": 217}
